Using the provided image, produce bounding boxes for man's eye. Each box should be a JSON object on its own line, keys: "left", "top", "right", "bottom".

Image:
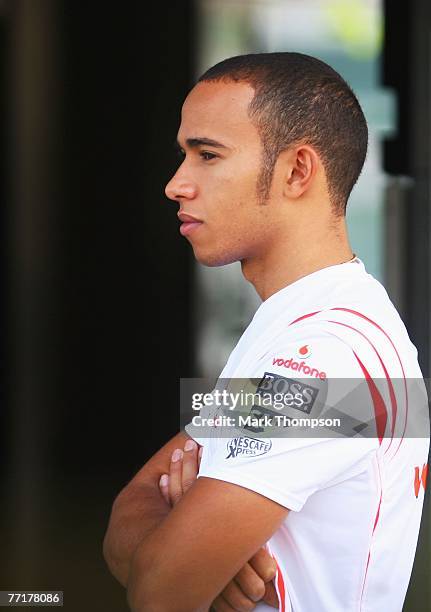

{"left": 200, "top": 151, "right": 217, "bottom": 161}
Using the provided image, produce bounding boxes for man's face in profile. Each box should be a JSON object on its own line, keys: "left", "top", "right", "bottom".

{"left": 165, "top": 81, "right": 279, "bottom": 267}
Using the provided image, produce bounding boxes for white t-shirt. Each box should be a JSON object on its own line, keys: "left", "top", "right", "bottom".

{"left": 187, "top": 259, "right": 430, "bottom": 612}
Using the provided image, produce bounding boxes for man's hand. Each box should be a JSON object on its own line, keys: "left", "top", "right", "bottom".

{"left": 158, "top": 439, "right": 203, "bottom": 507}
{"left": 159, "top": 440, "right": 279, "bottom": 610}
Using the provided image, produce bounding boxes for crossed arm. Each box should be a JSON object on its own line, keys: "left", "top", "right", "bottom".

{"left": 103, "top": 432, "right": 289, "bottom": 611}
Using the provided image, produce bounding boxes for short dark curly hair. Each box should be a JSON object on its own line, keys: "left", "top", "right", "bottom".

{"left": 198, "top": 52, "right": 368, "bottom": 216}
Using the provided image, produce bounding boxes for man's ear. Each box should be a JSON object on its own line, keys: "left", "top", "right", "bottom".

{"left": 282, "top": 144, "right": 320, "bottom": 199}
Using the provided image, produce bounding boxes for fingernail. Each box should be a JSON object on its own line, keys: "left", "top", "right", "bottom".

{"left": 172, "top": 448, "right": 183, "bottom": 462}
{"left": 184, "top": 439, "right": 197, "bottom": 452}
{"left": 160, "top": 474, "right": 169, "bottom": 487}
{"left": 198, "top": 446, "right": 203, "bottom": 458}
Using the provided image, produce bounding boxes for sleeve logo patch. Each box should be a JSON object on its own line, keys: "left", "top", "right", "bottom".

{"left": 226, "top": 436, "right": 272, "bottom": 459}
{"left": 257, "top": 372, "right": 320, "bottom": 415}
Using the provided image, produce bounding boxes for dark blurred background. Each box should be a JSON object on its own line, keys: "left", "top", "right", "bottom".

{"left": 1, "top": 1, "right": 430, "bottom": 610}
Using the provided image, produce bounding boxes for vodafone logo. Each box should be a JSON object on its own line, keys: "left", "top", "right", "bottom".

{"left": 272, "top": 356, "right": 327, "bottom": 380}
{"left": 297, "top": 345, "right": 311, "bottom": 359}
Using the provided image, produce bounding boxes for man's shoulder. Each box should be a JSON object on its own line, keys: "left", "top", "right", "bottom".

{"left": 227, "top": 263, "right": 420, "bottom": 379}
{"left": 246, "top": 299, "right": 420, "bottom": 381}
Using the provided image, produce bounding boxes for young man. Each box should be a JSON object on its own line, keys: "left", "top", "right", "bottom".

{"left": 103, "top": 53, "right": 429, "bottom": 611}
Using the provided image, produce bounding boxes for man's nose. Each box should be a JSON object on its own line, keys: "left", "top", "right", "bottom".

{"left": 165, "top": 172, "right": 198, "bottom": 202}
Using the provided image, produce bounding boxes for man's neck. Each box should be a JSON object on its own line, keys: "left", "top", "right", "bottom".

{"left": 241, "top": 224, "right": 354, "bottom": 301}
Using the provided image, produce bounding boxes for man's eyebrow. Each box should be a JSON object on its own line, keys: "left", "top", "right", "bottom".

{"left": 175, "top": 137, "right": 229, "bottom": 150}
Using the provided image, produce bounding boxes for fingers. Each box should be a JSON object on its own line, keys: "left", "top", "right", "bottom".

{"left": 162, "top": 439, "right": 201, "bottom": 507}
{"left": 233, "top": 563, "right": 266, "bottom": 603}
{"left": 182, "top": 439, "right": 199, "bottom": 493}
{"left": 211, "top": 594, "right": 245, "bottom": 611}
{"left": 213, "top": 555, "right": 277, "bottom": 611}
{"left": 168, "top": 448, "right": 184, "bottom": 506}
{"left": 248, "top": 547, "right": 277, "bottom": 583}
{"left": 262, "top": 581, "right": 279, "bottom": 608}
{"left": 220, "top": 579, "right": 258, "bottom": 611}
{"left": 212, "top": 563, "right": 276, "bottom": 612}
{"left": 159, "top": 474, "right": 170, "bottom": 506}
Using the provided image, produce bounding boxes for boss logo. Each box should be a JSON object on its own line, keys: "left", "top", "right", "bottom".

{"left": 257, "top": 372, "right": 319, "bottom": 415}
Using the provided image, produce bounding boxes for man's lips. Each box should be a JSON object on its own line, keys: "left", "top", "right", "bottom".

{"left": 178, "top": 212, "right": 203, "bottom": 236}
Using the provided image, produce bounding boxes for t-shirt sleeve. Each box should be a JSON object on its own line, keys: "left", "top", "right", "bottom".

{"left": 197, "top": 332, "right": 381, "bottom": 511}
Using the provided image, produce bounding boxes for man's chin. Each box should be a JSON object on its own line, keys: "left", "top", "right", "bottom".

{"left": 192, "top": 247, "right": 238, "bottom": 268}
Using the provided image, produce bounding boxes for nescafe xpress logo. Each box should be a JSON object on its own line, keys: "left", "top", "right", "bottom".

{"left": 226, "top": 436, "right": 272, "bottom": 459}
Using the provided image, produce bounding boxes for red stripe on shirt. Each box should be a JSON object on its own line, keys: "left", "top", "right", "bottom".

{"left": 327, "top": 320, "right": 397, "bottom": 450}
{"left": 360, "top": 551, "right": 371, "bottom": 607}
{"left": 330, "top": 308, "right": 408, "bottom": 454}
{"left": 353, "top": 352, "right": 387, "bottom": 444}
{"left": 289, "top": 310, "right": 321, "bottom": 325}
{"left": 360, "top": 458, "right": 383, "bottom": 609}
{"left": 289, "top": 307, "right": 407, "bottom": 454}
{"left": 273, "top": 556, "right": 286, "bottom": 612}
